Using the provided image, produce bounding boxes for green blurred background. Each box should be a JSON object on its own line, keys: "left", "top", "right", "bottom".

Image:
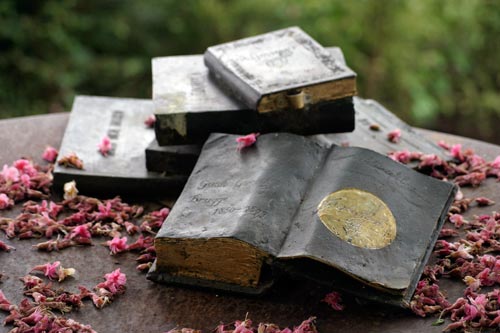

{"left": 1, "top": 0, "right": 499, "bottom": 143}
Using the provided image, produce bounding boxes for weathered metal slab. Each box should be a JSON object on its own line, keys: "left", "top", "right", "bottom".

{"left": 204, "top": 27, "right": 357, "bottom": 113}
{"left": 153, "top": 47, "right": 354, "bottom": 145}
{"left": 151, "top": 133, "right": 456, "bottom": 306}
{"left": 53, "top": 96, "right": 188, "bottom": 197}
{"left": 145, "top": 140, "right": 201, "bottom": 174}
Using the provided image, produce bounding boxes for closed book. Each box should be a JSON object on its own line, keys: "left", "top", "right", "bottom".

{"left": 53, "top": 96, "right": 189, "bottom": 197}
{"left": 153, "top": 46, "right": 354, "bottom": 145}
{"left": 149, "top": 133, "right": 456, "bottom": 306}
{"left": 204, "top": 27, "right": 356, "bottom": 113}
{"left": 147, "top": 96, "right": 446, "bottom": 172}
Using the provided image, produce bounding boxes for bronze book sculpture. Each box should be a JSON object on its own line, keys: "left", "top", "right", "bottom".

{"left": 149, "top": 133, "right": 456, "bottom": 307}
{"left": 153, "top": 46, "right": 355, "bottom": 146}
{"left": 204, "top": 27, "right": 356, "bottom": 112}
{"left": 53, "top": 96, "right": 190, "bottom": 196}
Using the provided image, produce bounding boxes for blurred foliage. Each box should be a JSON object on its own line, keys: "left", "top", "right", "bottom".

{"left": 0, "top": 0, "right": 499, "bottom": 143}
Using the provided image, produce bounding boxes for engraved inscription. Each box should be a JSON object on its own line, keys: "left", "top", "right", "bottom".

{"left": 191, "top": 194, "right": 227, "bottom": 207}
{"left": 317, "top": 189, "right": 397, "bottom": 249}
{"left": 105, "top": 110, "right": 124, "bottom": 155}
{"left": 197, "top": 180, "right": 228, "bottom": 190}
{"left": 212, "top": 205, "right": 267, "bottom": 219}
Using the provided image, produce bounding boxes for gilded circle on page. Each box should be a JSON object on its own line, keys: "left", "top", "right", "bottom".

{"left": 317, "top": 188, "right": 396, "bottom": 249}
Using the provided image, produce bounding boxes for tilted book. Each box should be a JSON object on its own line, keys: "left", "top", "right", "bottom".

{"left": 204, "top": 27, "right": 356, "bottom": 113}
{"left": 149, "top": 133, "right": 456, "bottom": 306}
{"left": 53, "top": 96, "right": 190, "bottom": 196}
{"left": 153, "top": 46, "right": 354, "bottom": 145}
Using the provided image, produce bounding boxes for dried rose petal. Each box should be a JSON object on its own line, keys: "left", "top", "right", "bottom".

{"left": 236, "top": 133, "right": 259, "bottom": 150}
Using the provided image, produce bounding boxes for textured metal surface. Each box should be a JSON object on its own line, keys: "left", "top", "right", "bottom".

{"left": 1, "top": 113, "right": 500, "bottom": 332}
{"left": 53, "top": 96, "right": 187, "bottom": 197}
{"left": 153, "top": 48, "right": 355, "bottom": 145}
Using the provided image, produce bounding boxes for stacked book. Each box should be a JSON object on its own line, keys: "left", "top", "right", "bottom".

{"left": 52, "top": 27, "right": 456, "bottom": 307}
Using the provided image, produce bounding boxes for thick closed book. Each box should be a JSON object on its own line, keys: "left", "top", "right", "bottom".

{"left": 149, "top": 133, "right": 456, "bottom": 306}
{"left": 204, "top": 27, "right": 356, "bottom": 113}
{"left": 147, "top": 96, "right": 446, "bottom": 174}
{"left": 53, "top": 96, "right": 189, "bottom": 196}
{"left": 153, "top": 46, "right": 354, "bottom": 145}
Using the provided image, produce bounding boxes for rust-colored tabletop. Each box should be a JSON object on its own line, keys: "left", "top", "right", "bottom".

{"left": 0, "top": 113, "right": 499, "bottom": 333}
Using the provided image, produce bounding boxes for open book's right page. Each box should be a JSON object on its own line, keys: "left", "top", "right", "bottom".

{"left": 278, "top": 145, "right": 456, "bottom": 304}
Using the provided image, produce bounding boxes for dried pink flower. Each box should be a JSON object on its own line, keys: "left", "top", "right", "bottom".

{"left": 0, "top": 193, "right": 14, "bottom": 210}
{"left": 106, "top": 236, "right": 128, "bottom": 255}
{"left": 31, "top": 261, "right": 76, "bottom": 282}
{"left": 69, "top": 224, "right": 92, "bottom": 241}
{"left": 58, "top": 153, "right": 84, "bottom": 169}
{"left": 322, "top": 291, "right": 344, "bottom": 311}
{"left": 236, "top": 133, "right": 260, "bottom": 150}
{"left": 20, "top": 174, "right": 31, "bottom": 187}
{"left": 449, "top": 214, "right": 467, "bottom": 228}
{"left": 438, "top": 140, "right": 451, "bottom": 150}
{"left": 144, "top": 114, "right": 156, "bottom": 128}
{"left": 13, "top": 159, "right": 38, "bottom": 177}
{"left": 42, "top": 146, "right": 59, "bottom": 163}
{"left": 492, "top": 156, "right": 500, "bottom": 169}
{"left": 32, "top": 261, "right": 61, "bottom": 280}
{"left": 1, "top": 164, "right": 20, "bottom": 183}
{"left": 450, "top": 144, "right": 464, "bottom": 162}
{"left": 475, "top": 197, "right": 495, "bottom": 206}
{"left": 0, "top": 239, "right": 15, "bottom": 252}
{"left": 98, "top": 135, "right": 112, "bottom": 156}
{"left": 100, "top": 268, "right": 127, "bottom": 294}
{"left": 387, "top": 129, "right": 401, "bottom": 143}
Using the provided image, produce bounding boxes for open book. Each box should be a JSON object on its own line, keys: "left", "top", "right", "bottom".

{"left": 149, "top": 133, "right": 456, "bottom": 306}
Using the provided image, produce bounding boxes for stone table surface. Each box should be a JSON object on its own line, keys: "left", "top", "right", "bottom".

{"left": 0, "top": 112, "right": 499, "bottom": 333}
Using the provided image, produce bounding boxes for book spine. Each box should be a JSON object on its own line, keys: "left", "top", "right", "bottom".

{"left": 204, "top": 48, "right": 261, "bottom": 110}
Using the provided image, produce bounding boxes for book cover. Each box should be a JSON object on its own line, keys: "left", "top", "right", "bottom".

{"left": 53, "top": 96, "right": 189, "bottom": 197}
{"left": 153, "top": 47, "right": 354, "bottom": 146}
{"left": 204, "top": 27, "right": 357, "bottom": 113}
{"left": 149, "top": 133, "right": 456, "bottom": 306}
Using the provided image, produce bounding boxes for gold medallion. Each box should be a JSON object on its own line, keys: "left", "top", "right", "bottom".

{"left": 317, "top": 188, "right": 396, "bottom": 249}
